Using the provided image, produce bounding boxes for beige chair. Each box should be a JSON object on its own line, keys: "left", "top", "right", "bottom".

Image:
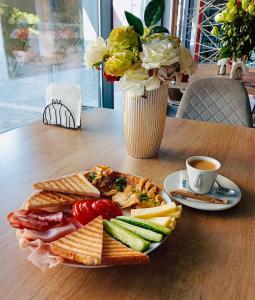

{"left": 176, "top": 77, "right": 253, "bottom": 127}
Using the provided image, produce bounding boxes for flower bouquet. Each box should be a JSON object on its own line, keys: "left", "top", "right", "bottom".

{"left": 212, "top": 0, "right": 255, "bottom": 78}
{"left": 0, "top": 4, "right": 39, "bottom": 54}
{"left": 85, "top": 0, "right": 197, "bottom": 158}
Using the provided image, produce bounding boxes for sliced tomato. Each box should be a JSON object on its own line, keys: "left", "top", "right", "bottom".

{"left": 72, "top": 199, "right": 122, "bottom": 225}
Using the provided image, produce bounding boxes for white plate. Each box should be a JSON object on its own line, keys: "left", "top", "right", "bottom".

{"left": 164, "top": 170, "right": 241, "bottom": 211}
{"left": 63, "top": 190, "right": 173, "bottom": 268}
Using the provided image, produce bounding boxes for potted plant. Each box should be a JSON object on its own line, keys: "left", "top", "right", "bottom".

{"left": 212, "top": 0, "right": 255, "bottom": 79}
{"left": 85, "top": 0, "right": 196, "bottom": 158}
{"left": 0, "top": 4, "right": 39, "bottom": 71}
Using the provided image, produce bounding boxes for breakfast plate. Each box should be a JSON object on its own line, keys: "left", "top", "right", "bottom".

{"left": 164, "top": 170, "right": 241, "bottom": 211}
{"left": 8, "top": 165, "right": 180, "bottom": 270}
{"left": 64, "top": 189, "right": 172, "bottom": 268}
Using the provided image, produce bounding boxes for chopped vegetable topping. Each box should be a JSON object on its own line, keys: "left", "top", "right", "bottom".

{"left": 140, "top": 192, "right": 148, "bottom": 202}
{"left": 115, "top": 177, "right": 127, "bottom": 192}
{"left": 87, "top": 172, "right": 96, "bottom": 182}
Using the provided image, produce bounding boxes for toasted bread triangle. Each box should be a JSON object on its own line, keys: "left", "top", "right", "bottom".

{"left": 102, "top": 232, "right": 150, "bottom": 265}
{"left": 50, "top": 216, "right": 103, "bottom": 265}
{"left": 33, "top": 173, "right": 100, "bottom": 197}
{"left": 23, "top": 191, "right": 89, "bottom": 210}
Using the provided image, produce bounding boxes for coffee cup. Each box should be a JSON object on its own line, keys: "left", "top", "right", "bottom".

{"left": 186, "top": 156, "right": 221, "bottom": 194}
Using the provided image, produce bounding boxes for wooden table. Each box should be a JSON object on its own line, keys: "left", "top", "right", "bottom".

{"left": 0, "top": 109, "right": 254, "bottom": 300}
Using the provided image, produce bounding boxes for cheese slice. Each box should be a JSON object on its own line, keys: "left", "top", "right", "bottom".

{"left": 168, "top": 206, "right": 182, "bottom": 218}
{"left": 148, "top": 216, "right": 172, "bottom": 227}
{"left": 131, "top": 203, "right": 176, "bottom": 219}
{"left": 147, "top": 217, "right": 176, "bottom": 230}
{"left": 168, "top": 218, "right": 176, "bottom": 230}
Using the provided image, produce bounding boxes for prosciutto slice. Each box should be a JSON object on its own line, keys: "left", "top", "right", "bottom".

{"left": 7, "top": 210, "right": 72, "bottom": 231}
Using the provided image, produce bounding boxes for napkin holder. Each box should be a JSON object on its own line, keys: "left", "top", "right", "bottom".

{"left": 43, "top": 99, "right": 79, "bottom": 129}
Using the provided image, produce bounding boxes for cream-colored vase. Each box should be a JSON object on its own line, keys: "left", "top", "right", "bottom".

{"left": 123, "top": 84, "right": 169, "bottom": 158}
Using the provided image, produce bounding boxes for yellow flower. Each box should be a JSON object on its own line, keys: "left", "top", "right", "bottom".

{"left": 143, "top": 27, "right": 151, "bottom": 38}
{"left": 108, "top": 26, "right": 138, "bottom": 50}
{"left": 104, "top": 50, "right": 133, "bottom": 77}
{"left": 211, "top": 26, "right": 219, "bottom": 36}
{"left": 168, "top": 35, "right": 181, "bottom": 48}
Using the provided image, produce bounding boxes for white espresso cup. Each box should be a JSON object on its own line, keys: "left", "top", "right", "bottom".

{"left": 186, "top": 156, "right": 221, "bottom": 194}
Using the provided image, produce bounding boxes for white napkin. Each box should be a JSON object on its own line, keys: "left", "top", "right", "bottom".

{"left": 45, "top": 83, "right": 82, "bottom": 128}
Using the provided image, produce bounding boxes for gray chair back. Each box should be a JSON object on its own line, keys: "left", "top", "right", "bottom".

{"left": 176, "top": 77, "right": 253, "bottom": 127}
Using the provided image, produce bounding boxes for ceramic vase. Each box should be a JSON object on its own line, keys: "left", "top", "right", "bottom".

{"left": 123, "top": 84, "right": 169, "bottom": 158}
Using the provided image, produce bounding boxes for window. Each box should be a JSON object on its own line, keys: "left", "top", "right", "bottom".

{"left": 112, "top": 0, "right": 149, "bottom": 110}
{"left": 0, "top": 0, "right": 100, "bottom": 133}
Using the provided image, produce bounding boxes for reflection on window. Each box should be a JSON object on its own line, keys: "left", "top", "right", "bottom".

{"left": 0, "top": 0, "right": 100, "bottom": 133}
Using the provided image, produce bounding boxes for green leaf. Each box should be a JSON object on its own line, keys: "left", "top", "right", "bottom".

{"left": 220, "top": 45, "right": 232, "bottom": 59}
{"left": 149, "top": 25, "right": 169, "bottom": 35}
{"left": 144, "top": 0, "right": 165, "bottom": 27}
{"left": 124, "top": 11, "right": 144, "bottom": 35}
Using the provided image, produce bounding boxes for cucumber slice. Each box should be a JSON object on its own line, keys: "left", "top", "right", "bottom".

{"left": 111, "top": 219, "right": 164, "bottom": 242}
{"left": 116, "top": 216, "right": 171, "bottom": 235}
{"left": 103, "top": 220, "right": 150, "bottom": 252}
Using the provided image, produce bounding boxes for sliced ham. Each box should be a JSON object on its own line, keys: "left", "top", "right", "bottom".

{"left": 27, "top": 239, "right": 63, "bottom": 270}
{"left": 8, "top": 207, "right": 84, "bottom": 269}
{"left": 15, "top": 217, "right": 83, "bottom": 269}
{"left": 16, "top": 222, "right": 77, "bottom": 243}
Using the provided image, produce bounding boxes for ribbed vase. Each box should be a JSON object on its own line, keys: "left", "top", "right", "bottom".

{"left": 123, "top": 84, "right": 169, "bottom": 158}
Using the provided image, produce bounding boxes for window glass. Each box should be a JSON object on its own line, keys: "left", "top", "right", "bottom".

{"left": 112, "top": 0, "right": 148, "bottom": 110}
{"left": 0, "top": 0, "right": 100, "bottom": 133}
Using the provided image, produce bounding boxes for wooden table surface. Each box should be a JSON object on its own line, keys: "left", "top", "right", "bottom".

{"left": 0, "top": 108, "right": 255, "bottom": 300}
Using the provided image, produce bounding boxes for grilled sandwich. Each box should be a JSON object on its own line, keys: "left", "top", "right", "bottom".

{"left": 33, "top": 173, "right": 100, "bottom": 197}
{"left": 50, "top": 216, "right": 103, "bottom": 265}
{"left": 102, "top": 232, "right": 150, "bottom": 265}
{"left": 23, "top": 191, "right": 89, "bottom": 210}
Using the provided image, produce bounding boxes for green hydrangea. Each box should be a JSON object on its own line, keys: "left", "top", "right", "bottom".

{"left": 108, "top": 26, "right": 138, "bottom": 51}
{"left": 104, "top": 50, "right": 133, "bottom": 77}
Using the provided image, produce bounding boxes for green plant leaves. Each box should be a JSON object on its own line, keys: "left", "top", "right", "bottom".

{"left": 220, "top": 45, "right": 232, "bottom": 59}
{"left": 149, "top": 25, "right": 169, "bottom": 35}
{"left": 125, "top": 11, "right": 144, "bottom": 35}
{"left": 144, "top": 0, "right": 165, "bottom": 27}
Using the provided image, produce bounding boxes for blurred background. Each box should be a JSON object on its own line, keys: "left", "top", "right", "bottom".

{"left": 0, "top": 0, "right": 254, "bottom": 133}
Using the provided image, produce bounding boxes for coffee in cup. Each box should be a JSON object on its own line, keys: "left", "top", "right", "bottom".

{"left": 186, "top": 156, "right": 221, "bottom": 194}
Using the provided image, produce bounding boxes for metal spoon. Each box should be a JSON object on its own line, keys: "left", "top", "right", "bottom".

{"left": 215, "top": 180, "right": 236, "bottom": 196}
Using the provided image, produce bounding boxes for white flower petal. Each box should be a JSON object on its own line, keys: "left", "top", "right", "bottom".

{"left": 140, "top": 38, "right": 179, "bottom": 70}
{"left": 145, "top": 75, "right": 160, "bottom": 91}
{"left": 128, "top": 85, "right": 145, "bottom": 98}
{"left": 84, "top": 37, "right": 108, "bottom": 67}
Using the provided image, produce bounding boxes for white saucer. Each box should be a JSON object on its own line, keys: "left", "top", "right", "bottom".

{"left": 164, "top": 170, "right": 241, "bottom": 211}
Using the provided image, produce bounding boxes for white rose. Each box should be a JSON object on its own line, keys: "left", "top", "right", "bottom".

{"left": 145, "top": 74, "right": 160, "bottom": 91}
{"left": 84, "top": 37, "right": 108, "bottom": 67}
{"left": 120, "top": 64, "right": 160, "bottom": 97}
{"left": 140, "top": 38, "right": 179, "bottom": 70}
{"left": 178, "top": 47, "right": 197, "bottom": 76}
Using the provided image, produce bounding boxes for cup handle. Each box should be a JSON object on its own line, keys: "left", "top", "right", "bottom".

{"left": 193, "top": 174, "right": 202, "bottom": 188}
